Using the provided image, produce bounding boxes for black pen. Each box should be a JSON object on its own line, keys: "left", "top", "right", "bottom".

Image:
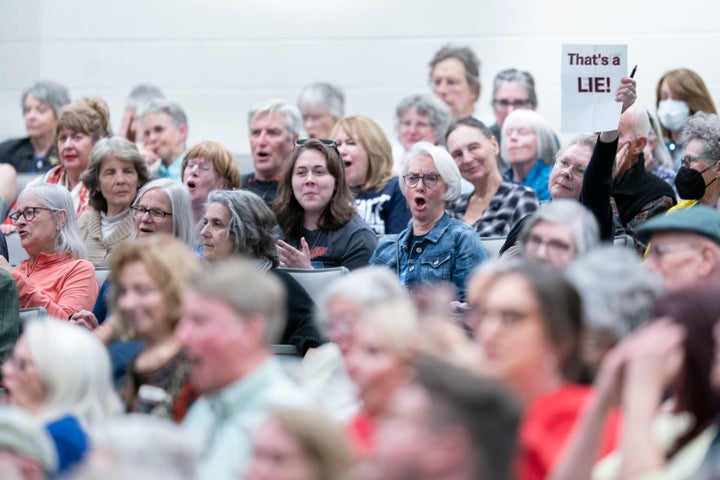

{"left": 630, "top": 64, "right": 637, "bottom": 78}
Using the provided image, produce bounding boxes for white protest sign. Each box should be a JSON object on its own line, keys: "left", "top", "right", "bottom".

{"left": 561, "top": 44, "right": 627, "bottom": 132}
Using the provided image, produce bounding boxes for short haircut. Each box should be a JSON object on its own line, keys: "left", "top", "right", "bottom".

{"left": 359, "top": 297, "right": 419, "bottom": 359}
{"left": 125, "top": 84, "right": 165, "bottom": 115}
{"left": 181, "top": 141, "right": 242, "bottom": 189}
{"left": 247, "top": 99, "right": 302, "bottom": 140}
{"left": 24, "top": 183, "right": 87, "bottom": 259}
{"left": 55, "top": 97, "right": 112, "bottom": 142}
{"left": 679, "top": 111, "right": 720, "bottom": 164}
{"left": 428, "top": 44, "right": 481, "bottom": 98}
{"left": 109, "top": 235, "right": 200, "bottom": 338}
{"left": 205, "top": 189, "right": 279, "bottom": 266}
{"left": 22, "top": 80, "right": 71, "bottom": 118}
{"left": 297, "top": 83, "right": 345, "bottom": 120}
{"left": 315, "top": 266, "right": 408, "bottom": 338}
{"left": 414, "top": 354, "right": 521, "bottom": 480}
{"left": 188, "top": 258, "right": 287, "bottom": 345}
{"left": 566, "top": 245, "right": 662, "bottom": 339}
{"left": 520, "top": 199, "right": 600, "bottom": 257}
{"left": 555, "top": 134, "right": 597, "bottom": 163}
{"left": 133, "top": 179, "right": 195, "bottom": 247}
{"left": 400, "top": 141, "right": 462, "bottom": 202}
{"left": 621, "top": 104, "right": 651, "bottom": 140}
{"left": 0, "top": 406, "right": 58, "bottom": 473}
{"left": 492, "top": 68, "right": 538, "bottom": 107}
{"left": 24, "top": 318, "right": 123, "bottom": 427}
{"left": 395, "top": 93, "right": 453, "bottom": 145}
{"left": 82, "top": 137, "right": 151, "bottom": 213}
{"left": 141, "top": 100, "right": 188, "bottom": 130}
{"left": 274, "top": 139, "right": 357, "bottom": 239}
{"left": 331, "top": 115, "right": 394, "bottom": 193}
{"left": 267, "top": 409, "right": 354, "bottom": 480}
{"left": 501, "top": 109, "right": 557, "bottom": 165}
{"left": 445, "top": 116, "right": 495, "bottom": 144}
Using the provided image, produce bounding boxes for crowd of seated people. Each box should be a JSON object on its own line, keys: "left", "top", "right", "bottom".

{"left": 2, "top": 47, "right": 720, "bottom": 480}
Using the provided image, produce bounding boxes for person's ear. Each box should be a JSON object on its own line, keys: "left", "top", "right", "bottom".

{"left": 632, "top": 136, "right": 648, "bottom": 155}
{"left": 55, "top": 209, "right": 67, "bottom": 231}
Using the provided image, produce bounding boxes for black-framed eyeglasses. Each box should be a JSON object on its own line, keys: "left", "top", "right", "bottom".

{"left": 403, "top": 172, "right": 442, "bottom": 188}
{"left": 681, "top": 155, "right": 716, "bottom": 169}
{"left": 295, "top": 138, "right": 337, "bottom": 148}
{"left": 8, "top": 207, "right": 56, "bottom": 224}
{"left": 130, "top": 206, "right": 173, "bottom": 221}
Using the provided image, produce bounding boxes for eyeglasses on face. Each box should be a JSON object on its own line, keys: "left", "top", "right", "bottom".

{"left": 681, "top": 155, "right": 716, "bottom": 169}
{"left": 493, "top": 99, "right": 531, "bottom": 110}
{"left": 524, "top": 234, "right": 573, "bottom": 255}
{"left": 130, "top": 206, "right": 173, "bottom": 221}
{"left": 403, "top": 172, "right": 442, "bottom": 188}
{"left": 9, "top": 207, "right": 56, "bottom": 224}
{"left": 646, "top": 241, "right": 699, "bottom": 259}
{"left": 295, "top": 138, "right": 338, "bottom": 148}
{"left": 555, "top": 158, "right": 587, "bottom": 177}
{"left": 185, "top": 160, "right": 215, "bottom": 173}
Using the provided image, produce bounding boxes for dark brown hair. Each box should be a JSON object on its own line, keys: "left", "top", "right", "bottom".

{"left": 273, "top": 139, "right": 356, "bottom": 239}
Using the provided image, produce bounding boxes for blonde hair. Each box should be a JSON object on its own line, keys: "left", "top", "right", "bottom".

{"left": 109, "top": 235, "right": 200, "bottom": 339}
{"left": 268, "top": 409, "right": 355, "bottom": 480}
{"left": 331, "top": 115, "right": 394, "bottom": 193}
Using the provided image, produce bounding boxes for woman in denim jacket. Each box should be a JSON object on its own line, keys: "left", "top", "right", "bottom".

{"left": 370, "top": 142, "right": 487, "bottom": 301}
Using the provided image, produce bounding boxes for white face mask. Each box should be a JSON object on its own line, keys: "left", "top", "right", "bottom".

{"left": 657, "top": 99, "right": 690, "bottom": 131}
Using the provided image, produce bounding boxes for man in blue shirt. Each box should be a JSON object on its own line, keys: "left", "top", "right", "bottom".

{"left": 140, "top": 100, "right": 188, "bottom": 182}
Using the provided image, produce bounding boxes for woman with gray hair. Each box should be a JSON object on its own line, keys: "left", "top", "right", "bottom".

{"left": 516, "top": 199, "right": 600, "bottom": 269}
{"left": 131, "top": 178, "right": 195, "bottom": 248}
{"left": 297, "top": 82, "right": 345, "bottom": 139}
{"left": 0, "top": 183, "right": 97, "bottom": 318}
{"left": 489, "top": 68, "right": 538, "bottom": 145}
{"left": 566, "top": 245, "right": 662, "bottom": 380}
{"left": 0, "top": 80, "right": 71, "bottom": 173}
{"left": 371, "top": 142, "right": 487, "bottom": 301}
{"left": 501, "top": 109, "right": 558, "bottom": 201}
{"left": 394, "top": 93, "right": 452, "bottom": 165}
{"left": 79, "top": 137, "right": 151, "bottom": 267}
{"left": 200, "top": 188, "right": 322, "bottom": 354}
{"left": 1, "top": 318, "right": 122, "bottom": 474}
{"left": 673, "top": 111, "right": 720, "bottom": 208}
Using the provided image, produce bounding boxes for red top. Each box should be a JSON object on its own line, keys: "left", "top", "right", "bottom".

{"left": 517, "top": 384, "right": 620, "bottom": 480}
{"left": 346, "top": 411, "right": 375, "bottom": 457}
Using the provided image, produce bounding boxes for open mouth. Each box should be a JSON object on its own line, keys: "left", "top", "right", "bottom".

{"left": 344, "top": 160, "right": 352, "bottom": 168}
{"left": 414, "top": 197, "right": 427, "bottom": 208}
{"left": 186, "top": 180, "right": 196, "bottom": 189}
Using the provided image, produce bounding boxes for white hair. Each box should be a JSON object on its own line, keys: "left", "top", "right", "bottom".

{"left": 401, "top": 141, "right": 462, "bottom": 202}
{"left": 25, "top": 319, "right": 122, "bottom": 429}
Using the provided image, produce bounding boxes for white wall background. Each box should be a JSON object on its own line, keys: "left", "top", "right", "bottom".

{"left": 2, "top": 0, "right": 720, "bottom": 171}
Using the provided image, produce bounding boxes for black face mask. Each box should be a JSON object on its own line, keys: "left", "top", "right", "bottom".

{"left": 675, "top": 166, "right": 716, "bottom": 200}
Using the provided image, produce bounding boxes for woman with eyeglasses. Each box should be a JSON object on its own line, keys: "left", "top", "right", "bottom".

{"left": 274, "top": 139, "right": 377, "bottom": 271}
{"left": 467, "top": 260, "right": 618, "bottom": 480}
{"left": 392, "top": 93, "right": 452, "bottom": 174}
{"left": 131, "top": 179, "right": 195, "bottom": 247}
{"left": 180, "top": 140, "right": 242, "bottom": 225}
{"left": 446, "top": 116, "right": 539, "bottom": 237}
{"left": 0, "top": 183, "right": 98, "bottom": 318}
{"left": 78, "top": 137, "right": 151, "bottom": 268}
{"left": 370, "top": 142, "right": 487, "bottom": 302}
{"left": 332, "top": 115, "right": 411, "bottom": 235}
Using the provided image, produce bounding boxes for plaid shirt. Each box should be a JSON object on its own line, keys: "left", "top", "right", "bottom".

{"left": 611, "top": 195, "right": 675, "bottom": 254}
{"left": 448, "top": 180, "right": 540, "bottom": 237}
{"left": 0, "top": 270, "right": 19, "bottom": 362}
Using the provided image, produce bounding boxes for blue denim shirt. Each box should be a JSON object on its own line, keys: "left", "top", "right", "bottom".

{"left": 370, "top": 212, "right": 488, "bottom": 301}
